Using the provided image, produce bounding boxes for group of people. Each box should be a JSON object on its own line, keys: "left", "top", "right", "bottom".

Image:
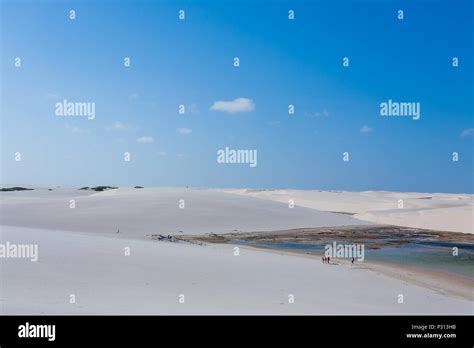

{"left": 322, "top": 256, "right": 356, "bottom": 265}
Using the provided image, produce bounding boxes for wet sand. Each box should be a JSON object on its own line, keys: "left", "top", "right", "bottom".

{"left": 177, "top": 224, "right": 474, "bottom": 247}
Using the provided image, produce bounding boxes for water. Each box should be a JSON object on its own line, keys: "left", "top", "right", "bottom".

{"left": 233, "top": 239, "right": 474, "bottom": 279}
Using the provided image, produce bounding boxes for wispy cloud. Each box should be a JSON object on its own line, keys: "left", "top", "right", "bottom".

{"left": 188, "top": 103, "right": 199, "bottom": 114}
{"left": 128, "top": 93, "right": 139, "bottom": 102}
{"left": 136, "top": 136, "right": 154, "bottom": 143}
{"left": 106, "top": 121, "right": 137, "bottom": 132}
{"left": 65, "top": 123, "right": 90, "bottom": 134}
{"left": 177, "top": 128, "right": 192, "bottom": 135}
{"left": 46, "top": 92, "right": 60, "bottom": 99}
{"left": 114, "top": 121, "right": 127, "bottom": 129}
{"left": 157, "top": 151, "right": 167, "bottom": 156}
{"left": 210, "top": 98, "right": 255, "bottom": 114}
{"left": 460, "top": 128, "right": 474, "bottom": 138}
{"left": 306, "top": 110, "right": 330, "bottom": 118}
{"left": 113, "top": 121, "right": 136, "bottom": 130}
{"left": 267, "top": 121, "right": 281, "bottom": 127}
{"left": 360, "top": 125, "right": 373, "bottom": 133}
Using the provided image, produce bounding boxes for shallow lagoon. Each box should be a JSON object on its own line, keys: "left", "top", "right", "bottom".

{"left": 233, "top": 239, "right": 474, "bottom": 279}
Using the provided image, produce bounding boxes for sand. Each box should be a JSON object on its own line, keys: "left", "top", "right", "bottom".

{"left": 1, "top": 225, "right": 472, "bottom": 315}
{"left": 220, "top": 189, "right": 474, "bottom": 234}
{"left": 0, "top": 187, "right": 366, "bottom": 239}
{"left": 0, "top": 187, "right": 472, "bottom": 314}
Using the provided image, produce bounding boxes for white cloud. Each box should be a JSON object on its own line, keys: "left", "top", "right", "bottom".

{"left": 157, "top": 151, "right": 167, "bottom": 156}
{"left": 210, "top": 98, "right": 255, "bottom": 114}
{"left": 108, "top": 121, "right": 137, "bottom": 132}
{"left": 136, "top": 136, "right": 154, "bottom": 143}
{"left": 460, "top": 128, "right": 474, "bottom": 137}
{"left": 177, "top": 128, "right": 192, "bottom": 135}
{"left": 360, "top": 125, "right": 373, "bottom": 133}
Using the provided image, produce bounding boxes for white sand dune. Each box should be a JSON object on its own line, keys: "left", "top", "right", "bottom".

{"left": 0, "top": 187, "right": 367, "bottom": 239}
{"left": 220, "top": 189, "right": 474, "bottom": 234}
{"left": 1, "top": 187, "right": 472, "bottom": 315}
{"left": 1, "top": 226, "right": 471, "bottom": 315}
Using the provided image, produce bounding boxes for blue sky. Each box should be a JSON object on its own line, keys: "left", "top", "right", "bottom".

{"left": 1, "top": 0, "right": 473, "bottom": 192}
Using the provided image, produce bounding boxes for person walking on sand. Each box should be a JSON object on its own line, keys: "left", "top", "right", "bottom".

{"left": 351, "top": 257, "right": 355, "bottom": 265}
{"left": 327, "top": 256, "right": 330, "bottom": 264}
{"left": 322, "top": 256, "right": 325, "bottom": 263}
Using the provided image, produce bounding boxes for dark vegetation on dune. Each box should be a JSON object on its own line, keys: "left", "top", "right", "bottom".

{"left": 78, "top": 186, "right": 118, "bottom": 192}
{"left": 134, "top": 186, "right": 144, "bottom": 189}
{"left": 0, "top": 187, "right": 34, "bottom": 192}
